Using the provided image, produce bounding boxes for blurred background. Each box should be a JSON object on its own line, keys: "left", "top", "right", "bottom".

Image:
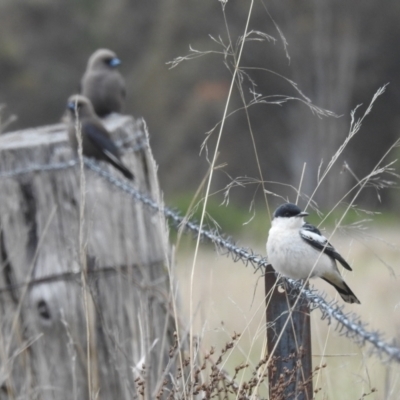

{"left": 1, "top": 0, "right": 399, "bottom": 216}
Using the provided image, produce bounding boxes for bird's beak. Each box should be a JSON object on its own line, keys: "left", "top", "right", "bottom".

{"left": 298, "top": 211, "right": 308, "bottom": 217}
{"left": 109, "top": 57, "right": 121, "bottom": 67}
{"left": 67, "top": 102, "right": 76, "bottom": 111}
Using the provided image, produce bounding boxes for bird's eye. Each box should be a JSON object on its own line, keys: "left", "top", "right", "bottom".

{"left": 284, "top": 212, "right": 290, "bottom": 216}
{"left": 104, "top": 57, "right": 113, "bottom": 65}
{"left": 68, "top": 101, "right": 82, "bottom": 112}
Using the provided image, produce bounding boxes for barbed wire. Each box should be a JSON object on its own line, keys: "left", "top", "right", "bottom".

{"left": 287, "top": 279, "right": 400, "bottom": 363}
{"left": 0, "top": 152, "right": 400, "bottom": 364}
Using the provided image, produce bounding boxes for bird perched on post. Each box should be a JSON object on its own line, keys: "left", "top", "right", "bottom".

{"left": 66, "top": 94, "right": 134, "bottom": 180}
{"left": 266, "top": 203, "right": 360, "bottom": 304}
{"left": 81, "top": 49, "right": 126, "bottom": 117}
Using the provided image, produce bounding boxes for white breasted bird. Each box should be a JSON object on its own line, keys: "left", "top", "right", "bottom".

{"left": 266, "top": 203, "right": 360, "bottom": 304}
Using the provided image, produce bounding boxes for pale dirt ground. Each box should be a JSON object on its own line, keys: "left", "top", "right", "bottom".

{"left": 173, "top": 227, "right": 400, "bottom": 400}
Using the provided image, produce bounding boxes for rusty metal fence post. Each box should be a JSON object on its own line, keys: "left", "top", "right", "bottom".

{"left": 265, "top": 264, "right": 313, "bottom": 400}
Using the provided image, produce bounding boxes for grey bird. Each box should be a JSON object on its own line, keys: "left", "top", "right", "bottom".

{"left": 66, "top": 94, "right": 134, "bottom": 180}
{"left": 266, "top": 203, "right": 360, "bottom": 304}
{"left": 81, "top": 49, "right": 126, "bottom": 117}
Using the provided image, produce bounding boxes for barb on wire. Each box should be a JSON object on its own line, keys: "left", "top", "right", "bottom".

{"left": 1, "top": 156, "right": 400, "bottom": 364}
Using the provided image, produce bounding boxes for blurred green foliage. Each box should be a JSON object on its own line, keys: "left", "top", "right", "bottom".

{"left": 168, "top": 192, "right": 256, "bottom": 240}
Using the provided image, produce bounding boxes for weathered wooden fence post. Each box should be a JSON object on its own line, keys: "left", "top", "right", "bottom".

{"left": 265, "top": 264, "right": 313, "bottom": 399}
{"left": 0, "top": 115, "right": 179, "bottom": 399}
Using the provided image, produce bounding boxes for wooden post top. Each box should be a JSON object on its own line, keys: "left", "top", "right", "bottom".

{"left": 0, "top": 114, "right": 177, "bottom": 399}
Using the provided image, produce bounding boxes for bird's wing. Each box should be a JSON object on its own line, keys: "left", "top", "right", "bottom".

{"left": 299, "top": 224, "right": 352, "bottom": 271}
{"left": 83, "top": 120, "right": 120, "bottom": 157}
{"left": 82, "top": 120, "right": 134, "bottom": 180}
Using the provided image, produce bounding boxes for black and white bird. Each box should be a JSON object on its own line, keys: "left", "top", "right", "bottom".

{"left": 266, "top": 203, "right": 360, "bottom": 304}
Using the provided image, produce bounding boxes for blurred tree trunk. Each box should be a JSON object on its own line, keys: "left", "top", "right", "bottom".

{"left": 277, "top": 0, "right": 359, "bottom": 207}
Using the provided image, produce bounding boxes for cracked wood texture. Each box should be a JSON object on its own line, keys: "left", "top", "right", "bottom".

{"left": 0, "top": 115, "right": 178, "bottom": 400}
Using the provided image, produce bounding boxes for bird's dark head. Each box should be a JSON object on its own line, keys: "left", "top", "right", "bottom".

{"left": 67, "top": 94, "right": 95, "bottom": 118}
{"left": 273, "top": 203, "right": 309, "bottom": 219}
{"left": 87, "top": 48, "right": 121, "bottom": 70}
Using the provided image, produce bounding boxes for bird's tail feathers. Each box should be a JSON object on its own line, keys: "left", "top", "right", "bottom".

{"left": 322, "top": 277, "right": 360, "bottom": 304}
{"left": 104, "top": 149, "right": 134, "bottom": 180}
